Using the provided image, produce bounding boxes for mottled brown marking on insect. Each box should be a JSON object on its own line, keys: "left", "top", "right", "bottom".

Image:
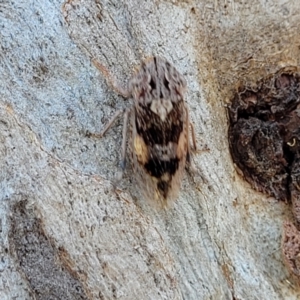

{"left": 126, "top": 56, "right": 193, "bottom": 206}
{"left": 86, "top": 55, "right": 196, "bottom": 207}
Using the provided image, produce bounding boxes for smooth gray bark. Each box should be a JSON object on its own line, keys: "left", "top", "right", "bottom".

{"left": 1, "top": 0, "right": 300, "bottom": 299}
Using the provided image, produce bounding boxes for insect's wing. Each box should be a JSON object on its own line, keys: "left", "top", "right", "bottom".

{"left": 130, "top": 106, "right": 189, "bottom": 208}
{"left": 128, "top": 57, "right": 190, "bottom": 207}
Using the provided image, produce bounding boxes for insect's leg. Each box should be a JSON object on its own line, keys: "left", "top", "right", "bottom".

{"left": 184, "top": 103, "right": 197, "bottom": 153}
{"left": 92, "top": 59, "right": 130, "bottom": 98}
{"left": 185, "top": 105, "right": 192, "bottom": 163}
{"left": 81, "top": 45, "right": 130, "bottom": 98}
{"left": 185, "top": 105, "right": 197, "bottom": 174}
{"left": 190, "top": 122, "right": 197, "bottom": 151}
{"left": 120, "top": 108, "right": 130, "bottom": 171}
{"left": 114, "top": 107, "right": 130, "bottom": 182}
{"left": 86, "top": 109, "right": 124, "bottom": 138}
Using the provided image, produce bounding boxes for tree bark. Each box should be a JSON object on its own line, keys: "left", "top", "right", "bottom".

{"left": 1, "top": 0, "right": 300, "bottom": 299}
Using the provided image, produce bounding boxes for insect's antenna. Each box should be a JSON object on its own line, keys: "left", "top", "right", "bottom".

{"left": 81, "top": 45, "right": 130, "bottom": 98}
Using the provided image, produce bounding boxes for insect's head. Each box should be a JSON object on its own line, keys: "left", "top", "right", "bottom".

{"left": 128, "top": 56, "right": 187, "bottom": 122}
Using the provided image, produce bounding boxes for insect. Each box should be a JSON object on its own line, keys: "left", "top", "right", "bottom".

{"left": 88, "top": 56, "right": 196, "bottom": 207}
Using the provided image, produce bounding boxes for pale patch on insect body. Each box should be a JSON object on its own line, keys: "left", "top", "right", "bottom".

{"left": 133, "top": 135, "right": 148, "bottom": 165}
{"left": 150, "top": 99, "right": 173, "bottom": 122}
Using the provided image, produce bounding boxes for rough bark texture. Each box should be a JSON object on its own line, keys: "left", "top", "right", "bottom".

{"left": 1, "top": 0, "right": 300, "bottom": 299}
